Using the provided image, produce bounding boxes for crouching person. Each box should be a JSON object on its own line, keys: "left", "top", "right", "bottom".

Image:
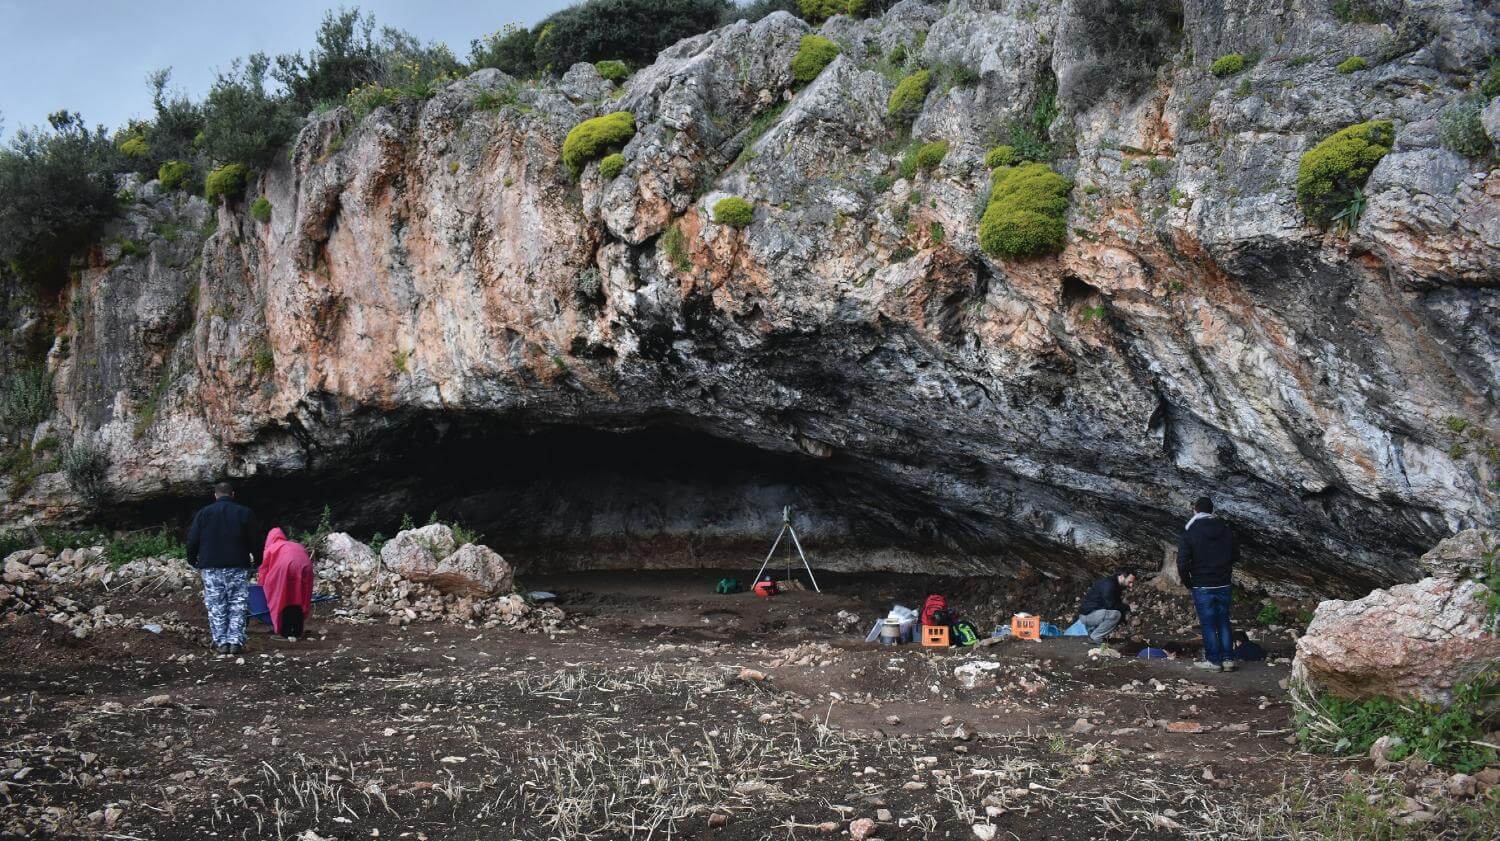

{"left": 261, "top": 528, "right": 313, "bottom": 640}
{"left": 187, "top": 481, "right": 262, "bottom": 656}
{"left": 1078, "top": 569, "right": 1136, "bottom": 644}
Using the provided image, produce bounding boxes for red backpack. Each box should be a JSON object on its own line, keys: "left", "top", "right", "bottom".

{"left": 921, "top": 594, "right": 949, "bottom": 626}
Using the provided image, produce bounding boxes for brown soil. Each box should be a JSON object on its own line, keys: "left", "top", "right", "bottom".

{"left": 0, "top": 569, "right": 1486, "bottom": 839}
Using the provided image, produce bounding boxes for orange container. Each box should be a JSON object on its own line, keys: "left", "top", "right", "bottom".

{"left": 1010, "top": 614, "right": 1041, "bottom": 640}
{"left": 922, "top": 625, "right": 950, "bottom": 647}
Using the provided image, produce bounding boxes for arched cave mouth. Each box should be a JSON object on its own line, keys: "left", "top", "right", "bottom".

{"left": 138, "top": 419, "right": 1002, "bottom": 575}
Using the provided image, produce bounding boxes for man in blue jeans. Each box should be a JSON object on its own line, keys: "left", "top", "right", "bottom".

{"left": 1176, "top": 496, "right": 1239, "bottom": 672}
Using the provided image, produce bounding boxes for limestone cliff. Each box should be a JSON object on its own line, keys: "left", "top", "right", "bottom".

{"left": 13, "top": 1, "right": 1500, "bottom": 594}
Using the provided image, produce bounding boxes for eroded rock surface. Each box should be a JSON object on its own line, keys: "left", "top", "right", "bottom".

{"left": 8, "top": 3, "right": 1498, "bottom": 593}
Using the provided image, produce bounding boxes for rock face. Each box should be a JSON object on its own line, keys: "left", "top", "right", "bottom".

{"left": 8, "top": 3, "right": 1500, "bottom": 592}
{"left": 1417, "top": 527, "right": 1495, "bottom": 580}
{"left": 1293, "top": 576, "right": 1500, "bottom": 705}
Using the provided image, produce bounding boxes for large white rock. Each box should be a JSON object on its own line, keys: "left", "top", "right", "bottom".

{"left": 1293, "top": 576, "right": 1500, "bottom": 705}
{"left": 425, "top": 544, "right": 514, "bottom": 597}
{"left": 1418, "top": 527, "right": 1495, "bottom": 580}
{"left": 321, "top": 532, "right": 378, "bottom": 579}
{"left": 379, "top": 524, "right": 456, "bottom": 579}
{"left": 3, "top": 557, "right": 38, "bottom": 584}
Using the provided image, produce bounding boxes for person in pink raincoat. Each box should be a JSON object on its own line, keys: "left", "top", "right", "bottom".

{"left": 260, "top": 528, "right": 314, "bottom": 639}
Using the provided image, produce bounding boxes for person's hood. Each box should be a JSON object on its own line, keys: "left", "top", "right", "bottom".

{"left": 264, "top": 527, "right": 288, "bottom": 556}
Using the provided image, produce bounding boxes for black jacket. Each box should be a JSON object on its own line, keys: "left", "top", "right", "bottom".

{"left": 1079, "top": 577, "right": 1130, "bottom": 618}
{"left": 186, "top": 498, "right": 262, "bottom": 569}
{"left": 1176, "top": 515, "right": 1237, "bottom": 588}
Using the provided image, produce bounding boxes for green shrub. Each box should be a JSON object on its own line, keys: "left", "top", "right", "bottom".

{"left": 562, "top": 111, "right": 636, "bottom": 177}
{"left": 1335, "top": 56, "right": 1367, "bottom": 74}
{"left": 887, "top": 68, "right": 931, "bottom": 121}
{"left": 712, "top": 196, "right": 754, "bottom": 227}
{"left": 533, "top": 0, "right": 728, "bottom": 70}
{"left": 984, "top": 145, "right": 1017, "bottom": 168}
{"left": 200, "top": 54, "right": 300, "bottom": 169}
{"left": 346, "top": 82, "right": 400, "bottom": 118}
{"left": 595, "top": 59, "right": 630, "bottom": 83}
{"left": 105, "top": 527, "right": 185, "bottom": 567}
{"left": 61, "top": 440, "right": 109, "bottom": 508}
{"left": 1483, "top": 57, "right": 1500, "bottom": 98}
{"left": 1330, "top": 0, "right": 1388, "bottom": 24}
{"left": 598, "top": 153, "right": 625, "bottom": 179}
{"left": 791, "top": 35, "right": 840, "bottom": 85}
{"left": 1210, "top": 53, "right": 1246, "bottom": 77}
{"left": 118, "top": 135, "right": 149, "bottom": 159}
{"left": 469, "top": 23, "right": 537, "bottom": 77}
{"left": 1293, "top": 677, "right": 1498, "bottom": 773}
{"left": 204, "top": 163, "right": 250, "bottom": 204}
{"left": 157, "top": 159, "right": 192, "bottom": 190}
{"left": 661, "top": 223, "right": 691, "bottom": 271}
{"left": 899, "top": 140, "right": 948, "bottom": 178}
{"left": 1437, "top": 92, "right": 1493, "bottom": 158}
{"left": 1295, "top": 119, "right": 1393, "bottom": 226}
{"left": 0, "top": 111, "right": 120, "bottom": 288}
{"left": 978, "top": 162, "right": 1071, "bottom": 259}
{"left": 887, "top": 43, "right": 907, "bottom": 66}
{"left": 798, "top": 0, "right": 867, "bottom": 23}
{"left": 0, "top": 368, "right": 53, "bottom": 431}
{"left": 249, "top": 197, "right": 272, "bottom": 223}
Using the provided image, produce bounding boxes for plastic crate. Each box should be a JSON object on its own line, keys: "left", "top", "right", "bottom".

{"left": 922, "top": 624, "right": 950, "bottom": 647}
{"left": 1011, "top": 614, "right": 1041, "bottom": 641}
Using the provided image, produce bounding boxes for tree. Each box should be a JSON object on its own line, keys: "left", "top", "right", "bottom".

{"left": 533, "top": 0, "right": 731, "bottom": 71}
{"left": 273, "top": 9, "right": 385, "bottom": 110}
{"left": 0, "top": 112, "right": 119, "bottom": 288}
{"left": 470, "top": 24, "right": 538, "bottom": 77}
{"left": 200, "top": 54, "right": 299, "bottom": 168}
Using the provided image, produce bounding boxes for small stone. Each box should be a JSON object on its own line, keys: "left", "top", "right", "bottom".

{"left": 972, "top": 824, "right": 997, "bottom": 841}
{"left": 816, "top": 821, "right": 839, "bottom": 833}
{"left": 902, "top": 781, "right": 928, "bottom": 791}
{"left": 885, "top": 715, "right": 901, "bottom": 726}
{"left": 1166, "top": 721, "right": 1203, "bottom": 733}
{"left": 738, "top": 668, "right": 767, "bottom": 683}
{"left": 849, "top": 817, "right": 877, "bottom": 840}
{"left": 144, "top": 694, "right": 171, "bottom": 707}
{"left": 707, "top": 813, "right": 729, "bottom": 828}
{"left": 1068, "top": 718, "right": 1095, "bottom": 734}
{"left": 876, "top": 809, "right": 893, "bottom": 822}
{"left": 1446, "top": 773, "right": 1477, "bottom": 798}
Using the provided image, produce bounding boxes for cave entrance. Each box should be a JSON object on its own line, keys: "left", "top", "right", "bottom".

{"left": 243, "top": 421, "right": 947, "bottom": 575}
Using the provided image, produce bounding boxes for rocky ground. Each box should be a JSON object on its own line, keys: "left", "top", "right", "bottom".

{"left": 2, "top": 562, "right": 1497, "bottom": 839}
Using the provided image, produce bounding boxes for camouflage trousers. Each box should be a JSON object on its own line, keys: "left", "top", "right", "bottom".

{"left": 200, "top": 568, "right": 249, "bottom": 646}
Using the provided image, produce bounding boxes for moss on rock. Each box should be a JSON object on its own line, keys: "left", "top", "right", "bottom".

{"left": 1210, "top": 54, "right": 1246, "bottom": 77}
{"left": 887, "top": 69, "right": 931, "bottom": 121}
{"left": 978, "top": 162, "right": 1071, "bottom": 259}
{"left": 204, "top": 163, "right": 249, "bottom": 204}
{"left": 595, "top": 60, "right": 630, "bottom": 83}
{"left": 791, "top": 35, "right": 840, "bottom": 85}
{"left": 984, "top": 145, "right": 1017, "bottom": 169}
{"left": 1295, "top": 120, "right": 1393, "bottom": 226}
{"left": 712, "top": 196, "right": 754, "bottom": 228}
{"left": 563, "top": 111, "right": 636, "bottom": 178}
{"left": 598, "top": 153, "right": 625, "bottom": 180}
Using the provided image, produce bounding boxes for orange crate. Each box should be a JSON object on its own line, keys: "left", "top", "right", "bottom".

{"left": 922, "top": 625, "right": 950, "bottom": 647}
{"left": 1011, "top": 615, "right": 1040, "bottom": 641}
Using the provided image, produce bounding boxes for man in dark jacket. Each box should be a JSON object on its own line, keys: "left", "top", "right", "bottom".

{"left": 1078, "top": 570, "right": 1136, "bottom": 643}
{"left": 187, "top": 481, "right": 262, "bottom": 656}
{"left": 1177, "top": 496, "right": 1239, "bottom": 672}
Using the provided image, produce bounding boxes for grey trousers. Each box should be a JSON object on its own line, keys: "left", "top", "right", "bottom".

{"left": 1081, "top": 608, "right": 1121, "bottom": 642}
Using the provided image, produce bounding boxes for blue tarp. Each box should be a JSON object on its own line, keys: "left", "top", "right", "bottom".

{"left": 1063, "top": 618, "right": 1089, "bottom": 636}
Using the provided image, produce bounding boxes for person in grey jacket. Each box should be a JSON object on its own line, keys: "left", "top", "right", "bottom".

{"left": 186, "top": 481, "right": 262, "bottom": 656}
{"left": 1177, "top": 496, "right": 1239, "bottom": 672}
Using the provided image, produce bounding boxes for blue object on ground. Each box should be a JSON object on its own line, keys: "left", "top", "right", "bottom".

{"left": 1138, "top": 647, "right": 1169, "bottom": 659}
{"left": 247, "top": 585, "right": 337, "bottom": 626}
{"left": 1063, "top": 618, "right": 1089, "bottom": 636}
{"left": 1039, "top": 622, "right": 1063, "bottom": 638}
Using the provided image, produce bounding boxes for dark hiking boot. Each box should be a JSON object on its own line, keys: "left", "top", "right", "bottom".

{"left": 227, "top": 643, "right": 243, "bottom": 656}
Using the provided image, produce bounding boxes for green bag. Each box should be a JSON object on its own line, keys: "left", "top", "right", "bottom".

{"left": 715, "top": 578, "right": 742, "bottom": 595}
{"left": 952, "top": 620, "right": 980, "bottom": 646}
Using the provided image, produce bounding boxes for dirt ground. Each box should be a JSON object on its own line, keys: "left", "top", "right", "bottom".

{"left": 1, "top": 568, "right": 1494, "bottom": 839}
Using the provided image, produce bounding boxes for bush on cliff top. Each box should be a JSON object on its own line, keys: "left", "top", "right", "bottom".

{"left": 534, "top": 0, "right": 729, "bottom": 71}
{"left": 157, "top": 159, "right": 193, "bottom": 190}
{"left": 563, "top": 111, "right": 636, "bottom": 177}
{"left": 978, "top": 162, "right": 1072, "bottom": 260}
{"left": 1295, "top": 119, "right": 1393, "bottom": 226}
{"left": 887, "top": 68, "right": 931, "bottom": 121}
{"left": 205, "top": 163, "right": 250, "bottom": 204}
{"left": 712, "top": 196, "right": 754, "bottom": 227}
{"left": 595, "top": 59, "right": 630, "bottom": 83}
{"left": 791, "top": 35, "right": 840, "bottom": 85}
{"left": 798, "top": 0, "right": 868, "bottom": 24}
{"left": 1210, "top": 54, "right": 1246, "bottom": 77}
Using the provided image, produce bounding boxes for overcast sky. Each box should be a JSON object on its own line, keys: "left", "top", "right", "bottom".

{"left": 0, "top": 1, "right": 579, "bottom": 140}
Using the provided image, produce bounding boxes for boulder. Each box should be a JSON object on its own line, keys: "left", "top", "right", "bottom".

{"left": 1293, "top": 577, "right": 1500, "bottom": 705}
{"left": 379, "top": 524, "right": 456, "bottom": 579}
{"left": 3, "top": 558, "right": 38, "bottom": 584}
{"left": 423, "top": 544, "right": 513, "bottom": 597}
{"left": 321, "top": 532, "right": 378, "bottom": 579}
{"left": 1417, "top": 528, "right": 1494, "bottom": 580}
